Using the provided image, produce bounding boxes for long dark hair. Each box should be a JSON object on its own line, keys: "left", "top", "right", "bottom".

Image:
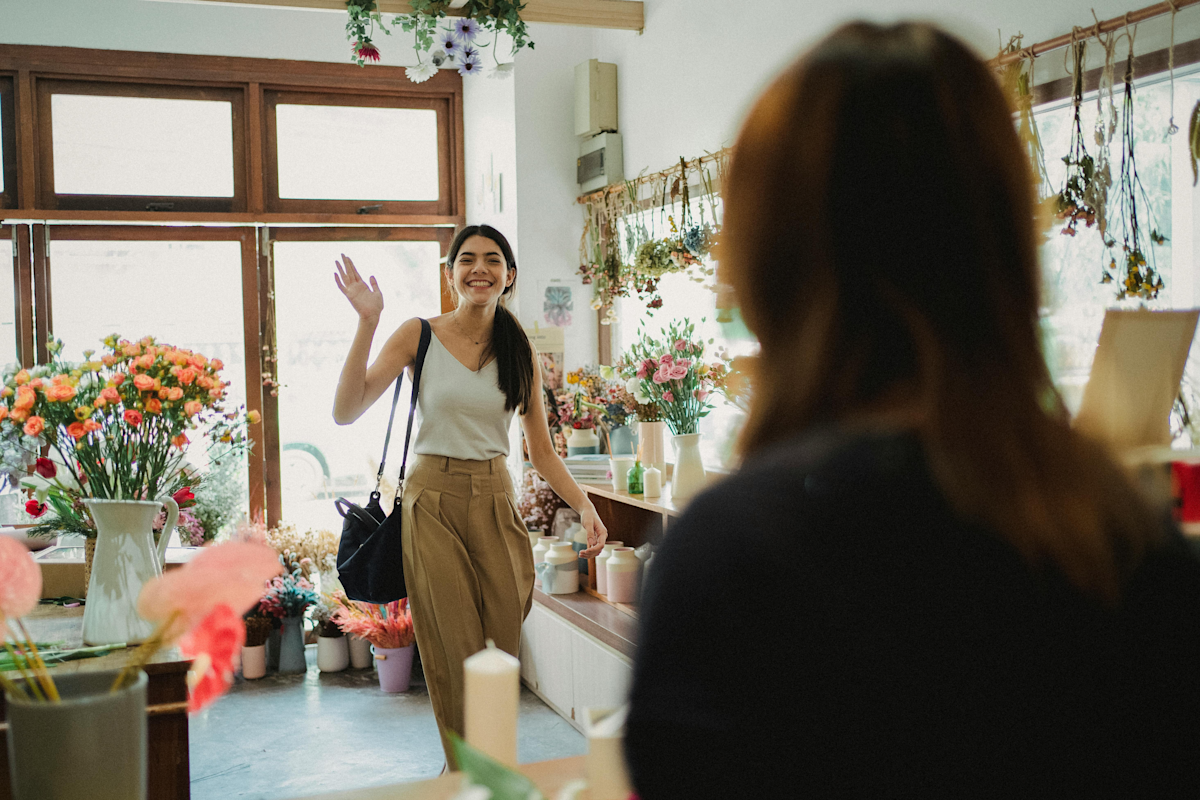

{"left": 447, "top": 225, "right": 533, "bottom": 414}
{"left": 721, "top": 22, "right": 1160, "bottom": 601}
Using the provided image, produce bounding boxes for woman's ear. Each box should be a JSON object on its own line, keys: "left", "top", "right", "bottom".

{"left": 506, "top": 266, "right": 516, "bottom": 288}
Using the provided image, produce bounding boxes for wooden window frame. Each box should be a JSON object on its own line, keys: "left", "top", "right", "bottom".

{"left": 40, "top": 225, "right": 266, "bottom": 516}
{"left": 263, "top": 90, "right": 462, "bottom": 218}
{"left": 35, "top": 79, "right": 248, "bottom": 213}
{"left": 0, "top": 76, "right": 15, "bottom": 210}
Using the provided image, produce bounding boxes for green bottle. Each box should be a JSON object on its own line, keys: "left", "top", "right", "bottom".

{"left": 626, "top": 459, "right": 645, "bottom": 494}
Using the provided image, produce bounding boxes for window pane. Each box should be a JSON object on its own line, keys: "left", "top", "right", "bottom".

{"left": 51, "top": 95, "right": 234, "bottom": 197}
{"left": 0, "top": 100, "right": 5, "bottom": 195}
{"left": 274, "top": 240, "right": 443, "bottom": 528}
{"left": 1035, "top": 72, "right": 1197, "bottom": 416}
{"left": 49, "top": 239, "right": 249, "bottom": 535}
{"left": 0, "top": 237, "right": 14, "bottom": 368}
{"left": 275, "top": 105, "right": 439, "bottom": 201}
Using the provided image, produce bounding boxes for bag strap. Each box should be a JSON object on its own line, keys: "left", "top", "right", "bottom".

{"left": 395, "top": 319, "right": 432, "bottom": 499}
{"left": 372, "top": 318, "right": 432, "bottom": 496}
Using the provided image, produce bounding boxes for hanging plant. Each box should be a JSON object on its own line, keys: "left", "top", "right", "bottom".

{"left": 1054, "top": 39, "right": 1099, "bottom": 237}
{"left": 998, "top": 36, "right": 1053, "bottom": 205}
{"left": 1103, "top": 37, "right": 1167, "bottom": 300}
{"left": 346, "top": 0, "right": 532, "bottom": 80}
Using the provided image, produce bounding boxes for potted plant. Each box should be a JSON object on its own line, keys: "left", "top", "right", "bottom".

{"left": 258, "top": 556, "right": 318, "bottom": 674}
{"left": 311, "top": 597, "right": 349, "bottom": 673}
{"left": 0, "top": 532, "right": 280, "bottom": 800}
{"left": 0, "top": 335, "right": 260, "bottom": 646}
{"left": 330, "top": 593, "right": 416, "bottom": 692}
{"left": 242, "top": 610, "right": 273, "bottom": 680}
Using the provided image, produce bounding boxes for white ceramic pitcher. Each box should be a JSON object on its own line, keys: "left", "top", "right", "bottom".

{"left": 81, "top": 498, "right": 178, "bottom": 646}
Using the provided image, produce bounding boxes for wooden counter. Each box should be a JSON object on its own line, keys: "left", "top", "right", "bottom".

{"left": 294, "top": 755, "right": 587, "bottom": 800}
{"left": 0, "top": 604, "right": 192, "bottom": 800}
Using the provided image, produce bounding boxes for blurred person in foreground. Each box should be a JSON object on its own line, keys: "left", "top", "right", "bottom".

{"left": 625, "top": 21, "right": 1200, "bottom": 799}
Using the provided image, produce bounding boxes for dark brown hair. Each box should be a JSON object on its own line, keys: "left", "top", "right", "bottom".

{"left": 721, "top": 22, "right": 1160, "bottom": 600}
{"left": 447, "top": 225, "right": 533, "bottom": 414}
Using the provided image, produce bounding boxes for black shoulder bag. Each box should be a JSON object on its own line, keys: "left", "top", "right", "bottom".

{"left": 334, "top": 318, "right": 431, "bottom": 603}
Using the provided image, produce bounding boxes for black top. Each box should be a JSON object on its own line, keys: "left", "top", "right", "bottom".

{"left": 626, "top": 429, "right": 1200, "bottom": 798}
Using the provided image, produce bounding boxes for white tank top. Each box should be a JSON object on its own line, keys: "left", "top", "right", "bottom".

{"left": 412, "top": 330, "right": 515, "bottom": 461}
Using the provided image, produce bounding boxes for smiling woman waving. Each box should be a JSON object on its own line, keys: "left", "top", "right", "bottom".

{"left": 332, "top": 224, "right": 607, "bottom": 768}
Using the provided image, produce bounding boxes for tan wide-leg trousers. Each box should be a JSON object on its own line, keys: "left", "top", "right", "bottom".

{"left": 400, "top": 454, "right": 535, "bottom": 765}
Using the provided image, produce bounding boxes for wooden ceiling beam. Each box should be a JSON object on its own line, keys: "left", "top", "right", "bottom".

{"left": 159, "top": 0, "right": 645, "bottom": 31}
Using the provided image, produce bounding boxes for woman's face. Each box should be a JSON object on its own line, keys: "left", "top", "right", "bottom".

{"left": 447, "top": 234, "right": 514, "bottom": 308}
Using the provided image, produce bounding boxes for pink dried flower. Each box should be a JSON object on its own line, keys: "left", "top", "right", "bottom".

{"left": 0, "top": 536, "right": 41, "bottom": 621}
{"left": 179, "top": 603, "right": 244, "bottom": 713}
{"left": 663, "top": 391, "right": 675, "bottom": 403}
{"left": 330, "top": 595, "right": 415, "bottom": 649}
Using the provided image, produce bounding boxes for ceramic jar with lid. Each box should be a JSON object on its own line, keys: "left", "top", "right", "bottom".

{"left": 605, "top": 547, "right": 640, "bottom": 604}
{"left": 537, "top": 542, "right": 580, "bottom": 594}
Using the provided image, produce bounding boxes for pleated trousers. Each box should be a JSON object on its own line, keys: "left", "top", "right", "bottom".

{"left": 400, "top": 453, "right": 535, "bottom": 765}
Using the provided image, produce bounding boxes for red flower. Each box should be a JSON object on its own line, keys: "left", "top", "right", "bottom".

{"left": 173, "top": 486, "right": 196, "bottom": 509}
{"left": 34, "top": 457, "right": 56, "bottom": 479}
{"left": 124, "top": 409, "right": 143, "bottom": 427}
{"left": 354, "top": 41, "right": 381, "bottom": 62}
{"left": 25, "top": 499, "right": 46, "bottom": 518}
{"left": 179, "top": 603, "right": 245, "bottom": 713}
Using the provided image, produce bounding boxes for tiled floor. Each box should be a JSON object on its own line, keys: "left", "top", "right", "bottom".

{"left": 189, "top": 645, "right": 586, "bottom": 800}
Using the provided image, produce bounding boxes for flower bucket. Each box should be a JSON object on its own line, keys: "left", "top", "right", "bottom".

{"left": 265, "top": 626, "right": 281, "bottom": 672}
{"left": 317, "top": 635, "right": 350, "bottom": 673}
{"left": 348, "top": 634, "right": 373, "bottom": 669}
{"left": 373, "top": 644, "right": 415, "bottom": 692}
{"left": 277, "top": 615, "right": 307, "bottom": 673}
{"left": 6, "top": 669, "right": 148, "bottom": 800}
{"left": 241, "top": 644, "right": 267, "bottom": 680}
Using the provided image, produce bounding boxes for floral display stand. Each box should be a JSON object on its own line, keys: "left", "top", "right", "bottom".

{"left": 0, "top": 605, "right": 191, "bottom": 800}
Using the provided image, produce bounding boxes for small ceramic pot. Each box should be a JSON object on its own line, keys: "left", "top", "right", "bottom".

{"left": 317, "top": 635, "right": 350, "bottom": 673}
{"left": 374, "top": 644, "right": 416, "bottom": 692}
{"left": 606, "top": 547, "right": 640, "bottom": 604}
{"left": 567, "top": 427, "right": 600, "bottom": 455}
{"left": 532, "top": 535, "right": 559, "bottom": 589}
{"left": 241, "top": 644, "right": 267, "bottom": 680}
{"left": 537, "top": 541, "right": 580, "bottom": 594}
{"left": 595, "top": 541, "right": 623, "bottom": 596}
{"left": 348, "top": 634, "right": 373, "bottom": 669}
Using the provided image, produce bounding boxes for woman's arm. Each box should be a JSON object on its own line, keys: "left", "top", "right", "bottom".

{"left": 332, "top": 255, "right": 421, "bottom": 425}
{"left": 520, "top": 347, "right": 608, "bottom": 557}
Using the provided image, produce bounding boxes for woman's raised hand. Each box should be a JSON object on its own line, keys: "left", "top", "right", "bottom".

{"left": 334, "top": 254, "right": 384, "bottom": 323}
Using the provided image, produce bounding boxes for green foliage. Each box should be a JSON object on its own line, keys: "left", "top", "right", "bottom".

{"left": 351, "top": 0, "right": 533, "bottom": 67}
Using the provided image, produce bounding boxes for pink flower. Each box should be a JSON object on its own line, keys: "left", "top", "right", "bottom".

{"left": 652, "top": 367, "right": 671, "bottom": 384}
{"left": 178, "top": 603, "right": 244, "bottom": 713}
{"left": 674, "top": 339, "right": 687, "bottom": 351}
{"left": 659, "top": 354, "right": 674, "bottom": 365}
{"left": 694, "top": 389, "right": 709, "bottom": 402}
{"left": 663, "top": 391, "right": 675, "bottom": 403}
{"left": 137, "top": 539, "right": 282, "bottom": 644}
{"left": 637, "top": 358, "right": 657, "bottom": 379}
{"left": 0, "top": 536, "right": 41, "bottom": 621}
{"left": 668, "top": 364, "right": 689, "bottom": 380}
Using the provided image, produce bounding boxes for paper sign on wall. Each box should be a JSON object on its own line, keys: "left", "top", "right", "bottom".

{"left": 527, "top": 322, "right": 566, "bottom": 391}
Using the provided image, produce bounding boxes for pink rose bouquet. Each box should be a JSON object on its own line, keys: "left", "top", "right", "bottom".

{"left": 622, "top": 318, "right": 729, "bottom": 435}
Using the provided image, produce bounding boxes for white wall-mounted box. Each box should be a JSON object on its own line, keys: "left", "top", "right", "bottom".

{"left": 577, "top": 132, "right": 623, "bottom": 193}
{"left": 574, "top": 59, "right": 618, "bottom": 138}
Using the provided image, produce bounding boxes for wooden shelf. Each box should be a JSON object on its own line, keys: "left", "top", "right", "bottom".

{"left": 580, "top": 481, "right": 688, "bottom": 517}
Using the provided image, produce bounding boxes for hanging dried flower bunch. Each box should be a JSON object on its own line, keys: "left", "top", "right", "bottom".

{"left": 1055, "top": 39, "right": 1099, "bottom": 237}
{"left": 998, "top": 36, "right": 1052, "bottom": 204}
{"left": 1087, "top": 22, "right": 1120, "bottom": 239}
{"left": 1103, "top": 34, "right": 1167, "bottom": 300}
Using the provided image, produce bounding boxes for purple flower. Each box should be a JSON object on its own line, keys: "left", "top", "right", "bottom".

{"left": 457, "top": 51, "right": 483, "bottom": 76}
{"left": 436, "top": 30, "right": 462, "bottom": 57}
{"left": 453, "top": 18, "right": 480, "bottom": 42}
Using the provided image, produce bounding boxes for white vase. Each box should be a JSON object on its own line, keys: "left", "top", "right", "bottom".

{"left": 81, "top": 498, "right": 178, "bottom": 646}
{"left": 317, "top": 635, "right": 350, "bottom": 673}
{"left": 566, "top": 427, "right": 600, "bottom": 455}
{"left": 532, "top": 535, "right": 559, "bottom": 589}
{"left": 595, "top": 541, "right": 622, "bottom": 596}
{"left": 537, "top": 541, "right": 580, "bottom": 595}
{"left": 348, "top": 634, "right": 373, "bottom": 669}
{"left": 605, "top": 547, "right": 640, "bottom": 604}
{"left": 639, "top": 420, "right": 666, "bottom": 476}
{"left": 241, "top": 644, "right": 267, "bottom": 680}
{"left": 670, "top": 433, "right": 706, "bottom": 503}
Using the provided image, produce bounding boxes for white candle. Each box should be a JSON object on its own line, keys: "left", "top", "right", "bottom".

{"left": 463, "top": 639, "right": 520, "bottom": 767}
{"left": 643, "top": 466, "right": 662, "bottom": 498}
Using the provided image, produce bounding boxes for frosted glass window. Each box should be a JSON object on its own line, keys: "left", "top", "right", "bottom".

{"left": 0, "top": 238, "right": 14, "bottom": 367}
{"left": 273, "top": 239, "right": 442, "bottom": 529}
{"left": 275, "top": 105, "right": 439, "bottom": 200}
{"left": 51, "top": 95, "right": 234, "bottom": 197}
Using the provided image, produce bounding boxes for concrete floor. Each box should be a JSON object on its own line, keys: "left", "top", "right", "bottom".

{"left": 189, "top": 645, "right": 586, "bottom": 800}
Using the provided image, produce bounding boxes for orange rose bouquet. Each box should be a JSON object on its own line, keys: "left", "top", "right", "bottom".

{"left": 0, "top": 334, "right": 260, "bottom": 502}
